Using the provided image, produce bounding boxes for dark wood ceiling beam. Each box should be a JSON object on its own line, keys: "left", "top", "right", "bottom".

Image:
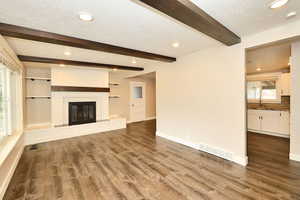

{"left": 18, "top": 55, "right": 144, "bottom": 71}
{"left": 0, "top": 22, "right": 176, "bottom": 62}
{"left": 138, "top": 0, "right": 241, "bottom": 46}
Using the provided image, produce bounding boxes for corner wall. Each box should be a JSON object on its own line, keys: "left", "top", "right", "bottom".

{"left": 156, "top": 44, "right": 247, "bottom": 165}
{"left": 291, "top": 42, "right": 300, "bottom": 161}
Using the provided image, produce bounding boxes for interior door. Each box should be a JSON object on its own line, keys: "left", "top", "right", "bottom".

{"left": 130, "top": 81, "right": 146, "bottom": 122}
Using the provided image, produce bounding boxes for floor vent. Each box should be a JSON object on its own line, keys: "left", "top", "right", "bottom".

{"left": 198, "top": 143, "right": 233, "bottom": 161}
{"left": 29, "top": 144, "right": 38, "bottom": 150}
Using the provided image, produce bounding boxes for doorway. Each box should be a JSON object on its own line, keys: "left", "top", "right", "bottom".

{"left": 245, "top": 41, "right": 293, "bottom": 164}
{"left": 130, "top": 81, "right": 146, "bottom": 123}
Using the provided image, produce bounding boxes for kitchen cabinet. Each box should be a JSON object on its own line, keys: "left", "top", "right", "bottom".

{"left": 278, "top": 73, "right": 291, "bottom": 96}
{"left": 247, "top": 109, "right": 290, "bottom": 137}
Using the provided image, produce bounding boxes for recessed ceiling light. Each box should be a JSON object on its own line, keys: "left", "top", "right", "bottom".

{"left": 287, "top": 11, "right": 297, "bottom": 18}
{"left": 113, "top": 68, "right": 117, "bottom": 71}
{"left": 270, "top": 0, "right": 289, "bottom": 9}
{"left": 132, "top": 59, "right": 137, "bottom": 64}
{"left": 60, "top": 64, "right": 65, "bottom": 67}
{"left": 78, "top": 12, "right": 94, "bottom": 21}
{"left": 172, "top": 42, "right": 180, "bottom": 48}
{"left": 64, "top": 51, "right": 71, "bottom": 56}
{"left": 256, "top": 67, "right": 262, "bottom": 71}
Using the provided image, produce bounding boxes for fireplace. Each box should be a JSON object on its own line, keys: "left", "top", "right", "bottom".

{"left": 69, "top": 102, "right": 96, "bottom": 125}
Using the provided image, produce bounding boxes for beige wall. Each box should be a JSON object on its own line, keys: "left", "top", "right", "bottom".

{"left": 291, "top": 42, "right": 300, "bottom": 160}
{"left": 156, "top": 44, "right": 247, "bottom": 164}
{"left": 51, "top": 66, "right": 109, "bottom": 87}
{"left": 109, "top": 73, "right": 156, "bottom": 120}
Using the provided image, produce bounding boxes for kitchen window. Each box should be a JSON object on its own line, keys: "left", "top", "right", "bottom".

{"left": 247, "top": 80, "right": 280, "bottom": 103}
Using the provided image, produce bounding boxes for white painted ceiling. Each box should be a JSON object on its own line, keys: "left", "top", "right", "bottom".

{"left": 191, "top": 0, "right": 300, "bottom": 36}
{"left": 246, "top": 43, "right": 291, "bottom": 73}
{"left": 1, "top": 0, "right": 300, "bottom": 70}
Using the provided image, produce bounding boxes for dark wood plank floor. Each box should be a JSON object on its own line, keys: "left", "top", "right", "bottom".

{"left": 4, "top": 121, "right": 300, "bottom": 200}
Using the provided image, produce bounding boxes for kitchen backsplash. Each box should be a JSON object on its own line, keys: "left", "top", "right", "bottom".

{"left": 247, "top": 96, "right": 290, "bottom": 111}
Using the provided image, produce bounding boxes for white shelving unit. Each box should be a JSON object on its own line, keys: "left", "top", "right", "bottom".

{"left": 109, "top": 82, "right": 120, "bottom": 86}
{"left": 25, "top": 67, "right": 52, "bottom": 130}
{"left": 109, "top": 95, "right": 121, "bottom": 98}
{"left": 26, "top": 96, "right": 51, "bottom": 99}
{"left": 25, "top": 77, "right": 51, "bottom": 81}
{"left": 109, "top": 81, "right": 120, "bottom": 100}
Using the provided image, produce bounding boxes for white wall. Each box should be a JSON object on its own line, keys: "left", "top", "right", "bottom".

{"left": 156, "top": 44, "right": 247, "bottom": 165}
{"left": 291, "top": 42, "right": 300, "bottom": 161}
{"left": 51, "top": 66, "right": 109, "bottom": 88}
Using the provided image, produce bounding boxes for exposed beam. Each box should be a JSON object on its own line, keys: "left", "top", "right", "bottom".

{"left": 0, "top": 22, "right": 176, "bottom": 62}
{"left": 18, "top": 55, "right": 144, "bottom": 71}
{"left": 138, "top": 0, "right": 241, "bottom": 46}
{"left": 51, "top": 86, "right": 110, "bottom": 93}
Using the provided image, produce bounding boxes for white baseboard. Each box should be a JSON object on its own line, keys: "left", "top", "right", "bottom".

{"left": 25, "top": 118, "right": 126, "bottom": 145}
{"left": 145, "top": 116, "right": 156, "bottom": 121}
{"left": 0, "top": 142, "right": 24, "bottom": 200}
{"left": 248, "top": 129, "right": 290, "bottom": 138}
{"left": 156, "top": 131, "right": 199, "bottom": 150}
{"left": 290, "top": 153, "right": 300, "bottom": 162}
{"left": 156, "top": 131, "right": 248, "bottom": 166}
{"left": 127, "top": 116, "right": 156, "bottom": 124}
{"left": 26, "top": 122, "right": 52, "bottom": 129}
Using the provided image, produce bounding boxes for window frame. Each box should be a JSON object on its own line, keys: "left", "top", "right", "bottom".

{"left": 247, "top": 79, "right": 281, "bottom": 104}
{"left": 0, "top": 63, "right": 22, "bottom": 143}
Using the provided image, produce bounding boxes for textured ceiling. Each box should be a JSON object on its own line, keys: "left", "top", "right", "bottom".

{"left": 1, "top": 0, "right": 300, "bottom": 69}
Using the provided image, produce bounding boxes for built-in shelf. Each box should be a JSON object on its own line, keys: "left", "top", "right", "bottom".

{"left": 109, "top": 82, "right": 120, "bottom": 86}
{"left": 25, "top": 77, "right": 51, "bottom": 81}
{"left": 109, "top": 95, "right": 121, "bottom": 98}
{"left": 26, "top": 96, "right": 51, "bottom": 99}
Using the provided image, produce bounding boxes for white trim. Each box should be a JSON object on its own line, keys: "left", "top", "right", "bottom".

{"left": 127, "top": 116, "right": 156, "bottom": 124}
{"left": 145, "top": 116, "right": 156, "bottom": 121}
{"left": 248, "top": 129, "right": 290, "bottom": 138}
{"left": 25, "top": 118, "right": 126, "bottom": 145}
{"left": 290, "top": 154, "right": 300, "bottom": 162}
{"left": 0, "top": 131, "right": 23, "bottom": 167}
{"left": 26, "top": 122, "right": 52, "bottom": 130}
{"left": 156, "top": 131, "right": 199, "bottom": 150}
{"left": 0, "top": 138, "right": 24, "bottom": 200}
{"left": 156, "top": 131, "right": 248, "bottom": 166}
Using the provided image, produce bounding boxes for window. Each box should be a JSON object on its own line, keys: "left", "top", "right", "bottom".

{"left": 133, "top": 86, "right": 143, "bottom": 99}
{"left": 247, "top": 80, "right": 279, "bottom": 103}
{"left": 0, "top": 63, "right": 19, "bottom": 142}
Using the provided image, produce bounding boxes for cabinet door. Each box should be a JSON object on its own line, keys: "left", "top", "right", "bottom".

{"left": 279, "top": 73, "right": 291, "bottom": 96}
{"left": 248, "top": 110, "right": 261, "bottom": 131}
{"left": 261, "top": 110, "right": 281, "bottom": 133}
{"left": 279, "top": 111, "right": 290, "bottom": 135}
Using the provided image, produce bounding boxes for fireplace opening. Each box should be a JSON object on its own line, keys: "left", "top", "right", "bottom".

{"left": 69, "top": 102, "right": 96, "bottom": 125}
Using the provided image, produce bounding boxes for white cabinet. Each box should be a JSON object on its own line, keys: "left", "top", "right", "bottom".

{"left": 248, "top": 110, "right": 262, "bottom": 130}
{"left": 247, "top": 109, "right": 290, "bottom": 137}
{"left": 278, "top": 73, "right": 291, "bottom": 96}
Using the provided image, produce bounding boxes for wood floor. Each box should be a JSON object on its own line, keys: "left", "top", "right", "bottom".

{"left": 4, "top": 121, "right": 300, "bottom": 200}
